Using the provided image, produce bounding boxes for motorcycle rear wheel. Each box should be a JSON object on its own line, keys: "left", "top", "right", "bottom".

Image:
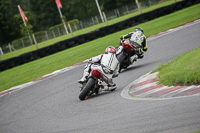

{"left": 79, "top": 78, "right": 95, "bottom": 101}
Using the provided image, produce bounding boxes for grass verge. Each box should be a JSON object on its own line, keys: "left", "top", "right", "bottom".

{"left": 0, "top": 3, "right": 200, "bottom": 92}
{"left": 1, "top": 0, "right": 181, "bottom": 61}
{"left": 152, "top": 47, "right": 200, "bottom": 86}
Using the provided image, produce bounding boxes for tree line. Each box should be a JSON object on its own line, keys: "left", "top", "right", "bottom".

{"left": 0, "top": 0, "right": 160, "bottom": 46}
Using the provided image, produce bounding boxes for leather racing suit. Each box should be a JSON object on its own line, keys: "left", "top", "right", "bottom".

{"left": 118, "top": 30, "right": 148, "bottom": 63}
{"left": 78, "top": 52, "right": 120, "bottom": 91}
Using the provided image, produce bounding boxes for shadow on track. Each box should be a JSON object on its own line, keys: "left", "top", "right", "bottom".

{"left": 77, "top": 89, "right": 120, "bottom": 101}
{"left": 120, "top": 61, "right": 154, "bottom": 73}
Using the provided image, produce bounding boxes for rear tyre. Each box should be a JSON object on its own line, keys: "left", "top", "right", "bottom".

{"left": 79, "top": 78, "right": 95, "bottom": 101}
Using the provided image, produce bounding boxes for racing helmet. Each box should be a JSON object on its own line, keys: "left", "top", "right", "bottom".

{"left": 135, "top": 27, "right": 144, "bottom": 33}
{"left": 105, "top": 46, "right": 116, "bottom": 54}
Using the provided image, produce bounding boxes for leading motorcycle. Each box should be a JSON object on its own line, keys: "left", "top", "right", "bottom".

{"left": 117, "top": 40, "right": 142, "bottom": 72}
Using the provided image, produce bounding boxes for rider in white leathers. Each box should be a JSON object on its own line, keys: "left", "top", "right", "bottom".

{"left": 78, "top": 46, "right": 120, "bottom": 92}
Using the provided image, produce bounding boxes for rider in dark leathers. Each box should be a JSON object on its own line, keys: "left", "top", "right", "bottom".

{"left": 117, "top": 27, "right": 148, "bottom": 63}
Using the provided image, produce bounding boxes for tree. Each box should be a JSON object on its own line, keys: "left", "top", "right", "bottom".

{"left": 1, "top": 0, "right": 164, "bottom": 47}
{"left": 0, "top": 0, "right": 12, "bottom": 45}
{"left": 12, "top": 11, "right": 33, "bottom": 37}
{"left": 0, "top": 0, "right": 32, "bottom": 46}
{"left": 101, "top": 0, "right": 134, "bottom": 12}
{"left": 30, "top": 0, "right": 60, "bottom": 31}
{"left": 60, "top": 0, "right": 99, "bottom": 20}
{"left": 9, "top": 0, "right": 31, "bottom": 17}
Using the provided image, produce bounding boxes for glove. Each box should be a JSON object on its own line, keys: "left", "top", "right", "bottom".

{"left": 120, "top": 35, "right": 124, "bottom": 40}
{"left": 143, "top": 47, "right": 148, "bottom": 52}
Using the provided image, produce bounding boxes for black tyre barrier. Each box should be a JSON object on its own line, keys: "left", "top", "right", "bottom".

{"left": 0, "top": 0, "right": 199, "bottom": 72}
{"left": 76, "top": 36, "right": 86, "bottom": 44}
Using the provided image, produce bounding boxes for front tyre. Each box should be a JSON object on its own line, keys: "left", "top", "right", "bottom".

{"left": 79, "top": 78, "right": 95, "bottom": 101}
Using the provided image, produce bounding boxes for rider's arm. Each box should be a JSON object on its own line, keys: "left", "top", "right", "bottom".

{"left": 120, "top": 32, "right": 133, "bottom": 40}
{"left": 88, "top": 54, "right": 103, "bottom": 63}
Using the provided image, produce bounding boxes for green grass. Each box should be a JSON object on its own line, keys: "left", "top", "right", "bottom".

{"left": 152, "top": 47, "right": 200, "bottom": 86}
{"left": 1, "top": 0, "right": 181, "bottom": 61}
{"left": 0, "top": 3, "right": 200, "bottom": 92}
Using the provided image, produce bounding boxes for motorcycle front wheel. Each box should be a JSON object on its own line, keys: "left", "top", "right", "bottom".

{"left": 79, "top": 78, "right": 95, "bottom": 101}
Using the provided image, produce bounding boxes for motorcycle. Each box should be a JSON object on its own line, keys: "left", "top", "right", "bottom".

{"left": 117, "top": 39, "right": 142, "bottom": 72}
{"left": 79, "top": 64, "right": 104, "bottom": 101}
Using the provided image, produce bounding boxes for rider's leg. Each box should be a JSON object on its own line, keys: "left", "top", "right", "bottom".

{"left": 78, "top": 64, "right": 91, "bottom": 83}
{"left": 129, "top": 47, "right": 144, "bottom": 63}
{"left": 137, "top": 48, "right": 144, "bottom": 59}
{"left": 129, "top": 54, "right": 138, "bottom": 63}
{"left": 99, "top": 76, "right": 117, "bottom": 92}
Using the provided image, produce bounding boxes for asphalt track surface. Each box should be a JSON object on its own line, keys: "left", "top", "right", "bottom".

{"left": 0, "top": 22, "right": 200, "bottom": 133}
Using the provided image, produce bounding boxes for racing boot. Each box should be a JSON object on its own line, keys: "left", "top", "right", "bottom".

{"left": 137, "top": 54, "right": 144, "bottom": 59}
{"left": 108, "top": 84, "right": 117, "bottom": 91}
{"left": 137, "top": 48, "right": 144, "bottom": 59}
{"left": 78, "top": 72, "right": 89, "bottom": 84}
{"left": 129, "top": 54, "right": 138, "bottom": 63}
{"left": 99, "top": 84, "right": 117, "bottom": 92}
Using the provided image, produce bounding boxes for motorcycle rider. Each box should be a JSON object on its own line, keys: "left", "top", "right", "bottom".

{"left": 117, "top": 27, "right": 148, "bottom": 63}
{"left": 78, "top": 46, "right": 120, "bottom": 92}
